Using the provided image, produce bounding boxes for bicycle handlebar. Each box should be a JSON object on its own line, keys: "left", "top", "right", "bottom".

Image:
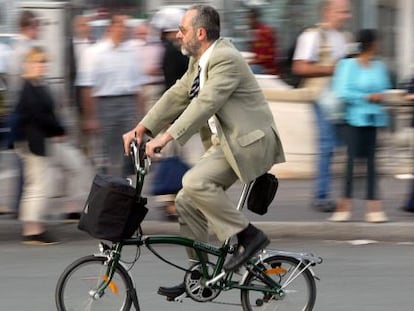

{"left": 129, "top": 140, "right": 151, "bottom": 174}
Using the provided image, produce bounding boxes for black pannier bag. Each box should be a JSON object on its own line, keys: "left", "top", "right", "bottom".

{"left": 78, "top": 174, "right": 148, "bottom": 242}
{"left": 247, "top": 173, "right": 279, "bottom": 215}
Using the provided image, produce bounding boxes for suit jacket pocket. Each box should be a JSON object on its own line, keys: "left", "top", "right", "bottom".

{"left": 237, "top": 129, "right": 265, "bottom": 147}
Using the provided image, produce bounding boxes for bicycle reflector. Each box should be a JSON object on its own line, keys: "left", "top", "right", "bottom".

{"left": 103, "top": 275, "right": 119, "bottom": 295}
{"left": 265, "top": 267, "right": 287, "bottom": 275}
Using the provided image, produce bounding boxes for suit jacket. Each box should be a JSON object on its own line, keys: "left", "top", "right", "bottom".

{"left": 141, "top": 38, "right": 285, "bottom": 183}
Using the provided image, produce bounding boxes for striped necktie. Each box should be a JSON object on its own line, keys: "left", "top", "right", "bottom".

{"left": 189, "top": 65, "right": 201, "bottom": 100}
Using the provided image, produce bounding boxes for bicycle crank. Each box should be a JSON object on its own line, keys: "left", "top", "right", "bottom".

{"left": 184, "top": 262, "right": 221, "bottom": 302}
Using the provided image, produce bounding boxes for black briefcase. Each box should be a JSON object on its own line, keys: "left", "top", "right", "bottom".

{"left": 247, "top": 173, "right": 279, "bottom": 215}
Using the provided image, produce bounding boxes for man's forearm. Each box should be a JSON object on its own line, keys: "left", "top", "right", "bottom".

{"left": 292, "top": 61, "right": 334, "bottom": 78}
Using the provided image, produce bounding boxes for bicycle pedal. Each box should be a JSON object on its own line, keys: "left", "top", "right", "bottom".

{"left": 165, "top": 293, "right": 186, "bottom": 303}
{"left": 173, "top": 292, "right": 187, "bottom": 303}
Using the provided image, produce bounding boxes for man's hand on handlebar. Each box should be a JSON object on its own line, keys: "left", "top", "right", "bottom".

{"left": 122, "top": 124, "right": 147, "bottom": 155}
{"left": 146, "top": 131, "right": 173, "bottom": 159}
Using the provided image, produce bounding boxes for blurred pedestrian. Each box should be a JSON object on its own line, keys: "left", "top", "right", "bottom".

{"left": 12, "top": 47, "right": 65, "bottom": 244}
{"left": 151, "top": 11, "right": 190, "bottom": 220}
{"left": 160, "top": 23, "right": 189, "bottom": 91}
{"left": 77, "top": 12, "right": 146, "bottom": 177}
{"left": 9, "top": 10, "right": 40, "bottom": 103}
{"left": 401, "top": 74, "right": 414, "bottom": 212}
{"left": 134, "top": 22, "right": 149, "bottom": 45}
{"left": 0, "top": 42, "right": 11, "bottom": 214}
{"left": 0, "top": 41, "right": 10, "bottom": 150}
{"left": 5, "top": 10, "right": 40, "bottom": 216}
{"left": 69, "top": 15, "right": 93, "bottom": 115}
{"left": 329, "top": 29, "right": 391, "bottom": 223}
{"left": 69, "top": 15, "right": 96, "bottom": 161}
{"left": 292, "top": 0, "right": 352, "bottom": 212}
{"left": 136, "top": 21, "right": 165, "bottom": 112}
{"left": 247, "top": 8, "right": 278, "bottom": 75}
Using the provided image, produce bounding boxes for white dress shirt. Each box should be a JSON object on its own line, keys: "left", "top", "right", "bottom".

{"left": 198, "top": 40, "right": 218, "bottom": 134}
{"left": 76, "top": 39, "right": 145, "bottom": 97}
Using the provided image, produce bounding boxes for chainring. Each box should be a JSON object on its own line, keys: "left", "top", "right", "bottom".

{"left": 184, "top": 262, "right": 221, "bottom": 302}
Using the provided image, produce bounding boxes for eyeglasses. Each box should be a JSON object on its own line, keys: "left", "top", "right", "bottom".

{"left": 178, "top": 25, "right": 188, "bottom": 34}
{"left": 34, "top": 59, "right": 47, "bottom": 64}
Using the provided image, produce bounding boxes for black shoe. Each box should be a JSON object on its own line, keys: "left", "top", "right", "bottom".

{"left": 22, "top": 231, "right": 59, "bottom": 246}
{"left": 311, "top": 199, "right": 336, "bottom": 213}
{"left": 158, "top": 282, "right": 186, "bottom": 299}
{"left": 64, "top": 212, "right": 81, "bottom": 223}
{"left": 224, "top": 226, "right": 270, "bottom": 272}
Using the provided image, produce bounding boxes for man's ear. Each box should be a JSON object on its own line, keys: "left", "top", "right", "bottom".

{"left": 197, "top": 27, "right": 207, "bottom": 40}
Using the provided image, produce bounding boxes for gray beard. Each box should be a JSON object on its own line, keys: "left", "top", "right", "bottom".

{"left": 181, "top": 47, "right": 190, "bottom": 56}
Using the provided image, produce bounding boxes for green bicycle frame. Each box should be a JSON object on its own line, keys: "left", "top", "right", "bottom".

{"left": 93, "top": 231, "right": 283, "bottom": 300}
{"left": 90, "top": 142, "right": 284, "bottom": 299}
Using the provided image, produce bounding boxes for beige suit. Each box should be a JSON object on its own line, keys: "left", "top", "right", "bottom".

{"left": 141, "top": 38, "right": 285, "bottom": 246}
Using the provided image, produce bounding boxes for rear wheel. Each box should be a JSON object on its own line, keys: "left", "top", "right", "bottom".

{"left": 55, "top": 255, "right": 133, "bottom": 311}
{"left": 240, "top": 255, "right": 316, "bottom": 311}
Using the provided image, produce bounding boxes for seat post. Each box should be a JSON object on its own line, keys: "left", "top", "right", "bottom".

{"left": 222, "top": 181, "right": 254, "bottom": 248}
{"left": 236, "top": 181, "right": 254, "bottom": 211}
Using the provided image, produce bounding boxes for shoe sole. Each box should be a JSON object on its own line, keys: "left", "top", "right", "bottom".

{"left": 157, "top": 290, "right": 186, "bottom": 299}
{"left": 22, "top": 241, "right": 60, "bottom": 246}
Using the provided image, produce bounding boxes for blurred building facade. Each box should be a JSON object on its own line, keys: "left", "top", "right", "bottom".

{"left": 0, "top": 0, "right": 411, "bottom": 180}
{"left": 1, "top": 0, "right": 411, "bottom": 84}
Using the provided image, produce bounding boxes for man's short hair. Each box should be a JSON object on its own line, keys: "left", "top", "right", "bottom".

{"left": 188, "top": 4, "right": 220, "bottom": 41}
{"left": 108, "top": 10, "right": 126, "bottom": 26}
{"left": 19, "top": 10, "right": 37, "bottom": 30}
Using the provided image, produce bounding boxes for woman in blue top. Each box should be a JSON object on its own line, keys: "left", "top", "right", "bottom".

{"left": 329, "top": 29, "right": 391, "bottom": 223}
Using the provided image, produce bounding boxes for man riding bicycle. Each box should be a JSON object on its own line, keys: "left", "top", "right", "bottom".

{"left": 122, "top": 4, "right": 285, "bottom": 299}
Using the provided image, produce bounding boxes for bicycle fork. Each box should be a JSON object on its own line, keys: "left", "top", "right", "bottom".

{"left": 88, "top": 243, "right": 142, "bottom": 310}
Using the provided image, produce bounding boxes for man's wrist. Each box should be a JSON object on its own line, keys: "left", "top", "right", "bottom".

{"left": 162, "top": 131, "right": 173, "bottom": 145}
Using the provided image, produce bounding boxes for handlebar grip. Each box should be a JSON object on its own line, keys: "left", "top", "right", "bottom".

{"left": 154, "top": 147, "right": 162, "bottom": 154}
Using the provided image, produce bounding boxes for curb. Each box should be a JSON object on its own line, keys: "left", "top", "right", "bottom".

{"left": 1, "top": 220, "right": 414, "bottom": 243}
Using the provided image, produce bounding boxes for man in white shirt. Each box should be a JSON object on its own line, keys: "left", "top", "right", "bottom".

{"left": 292, "top": 0, "right": 352, "bottom": 212}
{"left": 77, "top": 13, "right": 145, "bottom": 177}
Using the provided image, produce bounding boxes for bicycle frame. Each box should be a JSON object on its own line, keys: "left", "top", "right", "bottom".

{"left": 90, "top": 181, "right": 289, "bottom": 308}
{"left": 87, "top": 141, "right": 322, "bottom": 308}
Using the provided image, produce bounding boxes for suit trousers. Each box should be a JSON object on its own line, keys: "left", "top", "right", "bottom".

{"left": 175, "top": 143, "right": 249, "bottom": 259}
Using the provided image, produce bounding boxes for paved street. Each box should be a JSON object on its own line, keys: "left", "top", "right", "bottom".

{"left": 1, "top": 143, "right": 414, "bottom": 311}
{"left": 1, "top": 239, "right": 414, "bottom": 310}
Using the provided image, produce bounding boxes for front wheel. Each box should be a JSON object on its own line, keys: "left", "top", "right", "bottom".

{"left": 240, "top": 255, "right": 317, "bottom": 311}
{"left": 55, "top": 255, "right": 133, "bottom": 311}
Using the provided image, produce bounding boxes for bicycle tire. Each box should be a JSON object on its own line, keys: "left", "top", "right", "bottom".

{"left": 240, "top": 255, "right": 317, "bottom": 311}
{"left": 55, "top": 255, "right": 133, "bottom": 311}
